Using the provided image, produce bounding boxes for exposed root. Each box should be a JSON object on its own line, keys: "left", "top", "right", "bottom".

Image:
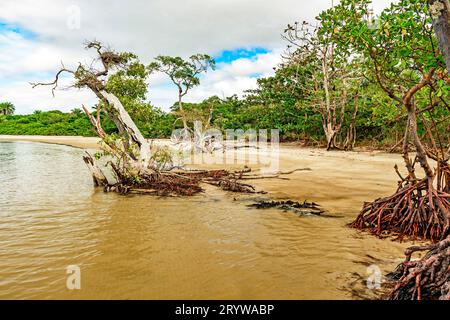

{"left": 106, "top": 172, "right": 204, "bottom": 196}
{"left": 437, "top": 160, "right": 450, "bottom": 193}
{"left": 83, "top": 152, "right": 109, "bottom": 187}
{"left": 204, "top": 178, "right": 258, "bottom": 193}
{"left": 86, "top": 152, "right": 269, "bottom": 196}
{"left": 175, "top": 167, "right": 260, "bottom": 194}
{"left": 248, "top": 200, "right": 324, "bottom": 216}
{"left": 350, "top": 176, "right": 450, "bottom": 241}
{"left": 387, "top": 237, "right": 450, "bottom": 300}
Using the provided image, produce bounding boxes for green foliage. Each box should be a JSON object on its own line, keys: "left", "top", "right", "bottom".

{"left": 150, "top": 146, "right": 174, "bottom": 170}
{"left": 0, "top": 102, "right": 15, "bottom": 115}
{"left": 0, "top": 109, "right": 96, "bottom": 136}
{"left": 0, "top": 107, "right": 175, "bottom": 138}
{"left": 321, "top": 0, "right": 446, "bottom": 98}
{"left": 148, "top": 55, "right": 216, "bottom": 97}
{"left": 4, "top": 1, "right": 449, "bottom": 149}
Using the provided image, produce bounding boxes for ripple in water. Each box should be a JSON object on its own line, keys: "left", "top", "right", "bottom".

{"left": 0, "top": 141, "right": 405, "bottom": 299}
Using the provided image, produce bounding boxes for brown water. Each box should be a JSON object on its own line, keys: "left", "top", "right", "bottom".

{"left": 0, "top": 141, "right": 411, "bottom": 299}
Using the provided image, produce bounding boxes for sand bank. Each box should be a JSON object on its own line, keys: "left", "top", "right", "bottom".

{"left": 0, "top": 135, "right": 101, "bottom": 149}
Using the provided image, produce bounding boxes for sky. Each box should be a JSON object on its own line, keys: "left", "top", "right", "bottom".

{"left": 0, "top": 0, "right": 395, "bottom": 114}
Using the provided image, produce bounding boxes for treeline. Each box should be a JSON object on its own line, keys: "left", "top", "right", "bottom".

{"left": 1, "top": 0, "right": 449, "bottom": 151}
{"left": 0, "top": 88, "right": 436, "bottom": 149}
{"left": 0, "top": 108, "right": 174, "bottom": 138}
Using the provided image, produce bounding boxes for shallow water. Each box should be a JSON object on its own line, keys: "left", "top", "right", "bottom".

{"left": 0, "top": 141, "right": 410, "bottom": 299}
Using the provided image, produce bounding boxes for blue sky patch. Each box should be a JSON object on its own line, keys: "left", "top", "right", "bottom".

{"left": 0, "top": 21, "right": 37, "bottom": 40}
{"left": 214, "top": 47, "right": 269, "bottom": 64}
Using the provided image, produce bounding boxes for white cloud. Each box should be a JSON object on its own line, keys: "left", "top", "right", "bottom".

{"left": 0, "top": 79, "right": 97, "bottom": 114}
{"left": 0, "top": 0, "right": 396, "bottom": 114}
{"left": 148, "top": 49, "right": 282, "bottom": 109}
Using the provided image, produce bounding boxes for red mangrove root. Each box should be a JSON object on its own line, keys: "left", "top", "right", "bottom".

{"left": 387, "top": 237, "right": 450, "bottom": 300}
{"left": 350, "top": 175, "right": 450, "bottom": 241}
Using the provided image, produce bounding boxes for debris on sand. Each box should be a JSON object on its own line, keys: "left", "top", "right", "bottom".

{"left": 247, "top": 200, "right": 324, "bottom": 216}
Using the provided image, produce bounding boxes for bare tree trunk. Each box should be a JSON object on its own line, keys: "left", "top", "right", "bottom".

{"left": 321, "top": 48, "right": 340, "bottom": 151}
{"left": 401, "top": 116, "right": 418, "bottom": 181}
{"left": 406, "top": 101, "right": 434, "bottom": 179}
{"left": 429, "top": 0, "right": 450, "bottom": 72}
{"left": 177, "top": 88, "right": 189, "bottom": 130}
{"left": 343, "top": 102, "right": 358, "bottom": 151}
{"left": 83, "top": 152, "right": 109, "bottom": 187}
{"left": 99, "top": 90, "right": 151, "bottom": 172}
{"left": 82, "top": 105, "right": 106, "bottom": 139}
{"left": 324, "top": 126, "right": 337, "bottom": 150}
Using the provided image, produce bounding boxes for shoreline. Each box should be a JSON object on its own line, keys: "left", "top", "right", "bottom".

{"left": 0, "top": 134, "right": 395, "bottom": 154}
{"left": 0, "top": 135, "right": 101, "bottom": 149}
{"left": 0, "top": 134, "right": 412, "bottom": 214}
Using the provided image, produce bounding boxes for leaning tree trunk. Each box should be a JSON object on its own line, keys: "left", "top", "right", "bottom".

{"left": 82, "top": 89, "right": 261, "bottom": 196}
{"left": 405, "top": 101, "right": 434, "bottom": 179}
{"left": 80, "top": 88, "right": 155, "bottom": 189}
{"left": 429, "top": 0, "right": 450, "bottom": 73}
{"left": 83, "top": 152, "right": 109, "bottom": 187}
{"left": 99, "top": 90, "right": 151, "bottom": 172}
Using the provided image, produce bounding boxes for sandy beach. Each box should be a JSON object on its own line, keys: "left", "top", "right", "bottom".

{"left": 0, "top": 134, "right": 410, "bottom": 214}
{"left": 0, "top": 135, "right": 101, "bottom": 149}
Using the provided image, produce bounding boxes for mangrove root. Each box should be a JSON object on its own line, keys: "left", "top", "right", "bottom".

{"left": 87, "top": 156, "right": 268, "bottom": 196}
{"left": 350, "top": 175, "right": 450, "bottom": 241}
{"left": 387, "top": 236, "right": 450, "bottom": 300}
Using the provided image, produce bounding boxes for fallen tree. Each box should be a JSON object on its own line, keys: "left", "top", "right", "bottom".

{"left": 31, "top": 41, "right": 260, "bottom": 196}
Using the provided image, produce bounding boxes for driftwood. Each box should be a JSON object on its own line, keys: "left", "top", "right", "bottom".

{"left": 239, "top": 168, "right": 312, "bottom": 180}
